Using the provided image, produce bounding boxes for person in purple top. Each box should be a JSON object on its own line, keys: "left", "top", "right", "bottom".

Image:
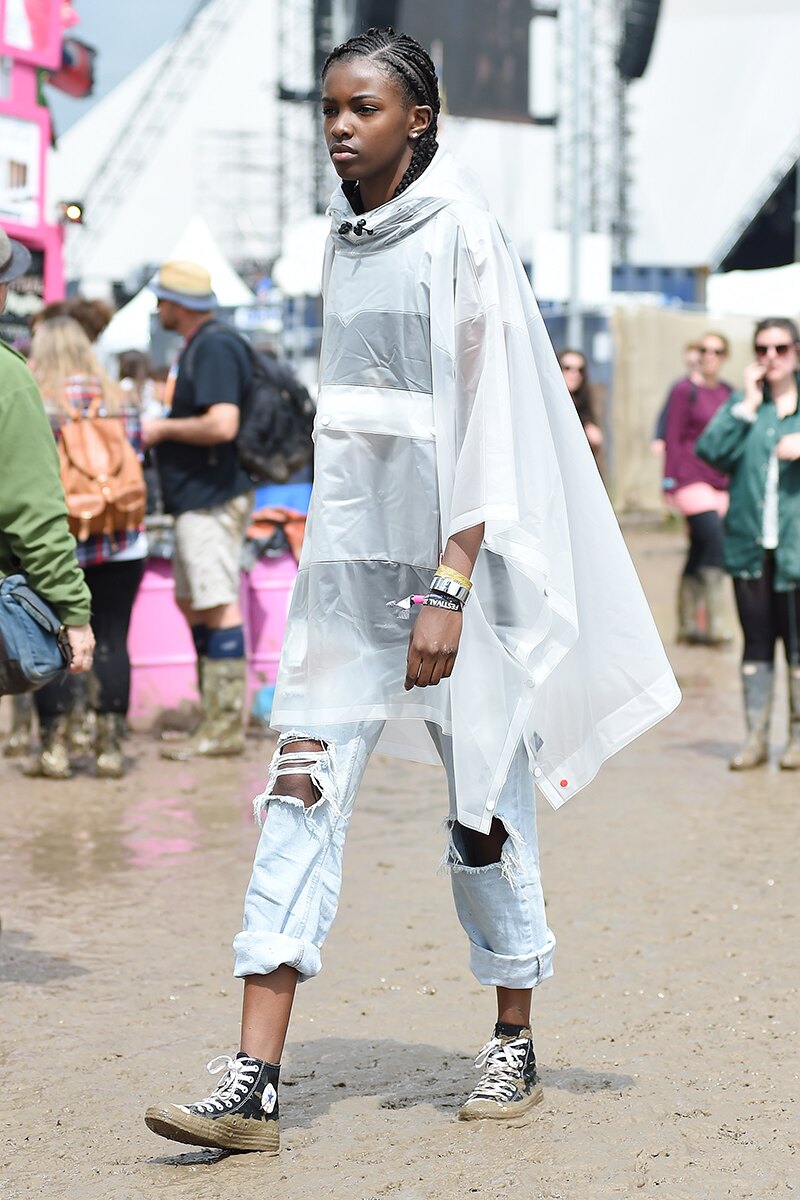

{"left": 663, "top": 331, "right": 733, "bottom": 644}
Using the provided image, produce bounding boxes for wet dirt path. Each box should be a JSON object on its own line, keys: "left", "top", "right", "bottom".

{"left": 1, "top": 527, "right": 798, "bottom": 1199}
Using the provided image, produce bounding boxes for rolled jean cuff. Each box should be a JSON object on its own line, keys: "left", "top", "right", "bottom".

{"left": 468, "top": 932, "right": 556, "bottom": 989}
{"left": 232, "top": 931, "right": 322, "bottom": 983}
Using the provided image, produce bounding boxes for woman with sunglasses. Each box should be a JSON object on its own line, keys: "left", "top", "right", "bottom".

{"left": 696, "top": 318, "right": 800, "bottom": 770}
{"left": 558, "top": 348, "right": 604, "bottom": 469}
{"left": 662, "top": 332, "right": 733, "bottom": 645}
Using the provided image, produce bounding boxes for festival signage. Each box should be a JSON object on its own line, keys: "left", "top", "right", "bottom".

{"left": 0, "top": 0, "right": 62, "bottom": 71}
{"left": 0, "top": 108, "right": 43, "bottom": 227}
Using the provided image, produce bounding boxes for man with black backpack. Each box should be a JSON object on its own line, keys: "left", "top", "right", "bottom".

{"left": 143, "top": 261, "right": 254, "bottom": 760}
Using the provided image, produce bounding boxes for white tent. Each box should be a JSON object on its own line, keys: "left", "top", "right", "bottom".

{"left": 628, "top": 0, "right": 800, "bottom": 266}
{"left": 100, "top": 285, "right": 154, "bottom": 354}
{"left": 100, "top": 216, "right": 255, "bottom": 353}
{"left": 272, "top": 216, "right": 330, "bottom": 298}
{"left": 706, "top": 263, "right": 800, "bottom": 320}
{"left": 49, "top": 2, "right": 280, "bottom": 288}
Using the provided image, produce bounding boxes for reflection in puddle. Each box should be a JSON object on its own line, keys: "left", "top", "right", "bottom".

{"left": 6, "top": 741, "right": 265, "bottom": 891}
{"left": 121, "top": 793, "right": 201, "bottom": 870}
{"left": 20, "top": 787, "right": 203, "bottom": 889}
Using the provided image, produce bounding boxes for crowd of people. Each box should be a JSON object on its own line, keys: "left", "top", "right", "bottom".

{"left": 557, "top": 323, "right": 800, "bottom": 773}
{"left": 0, "top": 25, "right": 799, "bottom": 1158}
{"left": 3, "top": 231, "right": 796, "bottom": 796}
{"left": 5, "top": 243, "right": 797, "bottom": 789}
{"left": 2, "top": 257, "right": 259, "bottom": 779}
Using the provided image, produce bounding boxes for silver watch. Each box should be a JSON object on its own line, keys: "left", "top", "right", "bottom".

{"left": 430, "top": 574, "right": 471, "bottom": 606}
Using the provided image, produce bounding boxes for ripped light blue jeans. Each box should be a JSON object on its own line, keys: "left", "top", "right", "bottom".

{"left": 233, "top": 723, "right": 556, "bottom": 990}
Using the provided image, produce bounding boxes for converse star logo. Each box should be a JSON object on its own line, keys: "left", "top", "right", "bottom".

{"left": 262, "top": 1083, "right": 277, "bottom": 1115}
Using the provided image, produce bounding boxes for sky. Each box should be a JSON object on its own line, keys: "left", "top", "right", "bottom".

{"left": 47, "top": 0, "right": 199, "bottom": 136}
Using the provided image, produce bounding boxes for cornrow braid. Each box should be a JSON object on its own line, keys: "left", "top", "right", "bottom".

{"left": 322, "top": 27, "right": 441, "bottom": 201}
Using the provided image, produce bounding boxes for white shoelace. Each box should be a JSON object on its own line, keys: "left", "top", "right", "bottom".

{"left": 191, "top": 1055, "right": 260, "bottom": 1114}
{"left": 468, "top": 1036, "right": 530, "bottom": 1101}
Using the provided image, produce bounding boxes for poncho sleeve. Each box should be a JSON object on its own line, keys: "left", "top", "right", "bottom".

{"left": 428, "top": 206, "right": 680, "bottom": 828}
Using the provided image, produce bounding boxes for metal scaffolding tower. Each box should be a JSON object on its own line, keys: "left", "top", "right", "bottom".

{"left": 555, "top": 0, "right": 630, "bottom": 257}
{"left": 276, "top": 0, "right": 347, "bottom": 248}
{"left": 68, "top": 0, "right": 246, "bottom": 275}
{"left": 196, "top": 129, "right": 278, "bottom": 270}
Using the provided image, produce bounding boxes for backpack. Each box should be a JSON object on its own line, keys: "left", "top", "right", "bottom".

{"left": 57, "top": 389, "right": 147, "bottom": 543}
{"left": 184, "top": 323, "right": 316, "bottom": 484}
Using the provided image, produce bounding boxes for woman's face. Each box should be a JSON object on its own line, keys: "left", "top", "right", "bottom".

{"left": 321, "top": 58, "right": 430, "bottom": 201}
{"left": 560, "top": 354, "right": 585, "bottom": 395}
{"left": 697, "top": 335, "right": 727, "bottom": 380}
{"left": 754, "top": 325, "right": 799, "bottom": 387}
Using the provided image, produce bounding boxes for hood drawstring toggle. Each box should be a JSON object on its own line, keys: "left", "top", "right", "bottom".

{"left": 338, "top": 218, "right": 374, "bottom": 238}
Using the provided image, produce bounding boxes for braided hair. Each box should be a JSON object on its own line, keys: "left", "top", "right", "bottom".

{"left": 322, "top": 28, "right": 440, "bottom": 203}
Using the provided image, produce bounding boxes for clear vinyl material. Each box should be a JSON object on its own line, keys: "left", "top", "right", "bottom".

{"left": 272, "top": 149, "right": 681, "bottom": 832}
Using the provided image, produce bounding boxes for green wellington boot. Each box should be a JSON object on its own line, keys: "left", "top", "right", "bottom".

{"left": 676, "top": 574, "right": 704, "bottom": 644}
{"left": 3, "top": 693, "right": 34, "bottom": 758}
{"left": 729, "top": 663, "right": 774, "bottom": 771}
{"left": 95, "top": 713, "right": 125, "bottom": 779}
{"left": 23, "top": 715, "right": 72, "bottom": 779}
{"left": 698, "top": 566, "right": 733, "bottom": 647}
{"left": 161, "top": 657, "right": 247, "bottom": 761}
{"left": 779, "top": 666, "right": 800, "bottom": 771}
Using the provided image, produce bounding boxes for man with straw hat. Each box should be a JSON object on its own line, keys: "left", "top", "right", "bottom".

{"left": 143, "top": 260, "right": 253, "bottom": 759}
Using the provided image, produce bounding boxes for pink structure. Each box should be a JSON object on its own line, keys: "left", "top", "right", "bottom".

{"left": 0, "top": 0, "right": 65, "bottom": 300}
{"left": 127, "top": 555, "right": 298, "bottom": 725}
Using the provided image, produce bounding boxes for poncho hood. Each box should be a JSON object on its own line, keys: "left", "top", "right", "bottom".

{"left": 327, "top": 148, "right": 486, "bottom": 252}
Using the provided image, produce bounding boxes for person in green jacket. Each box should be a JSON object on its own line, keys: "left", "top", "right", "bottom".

{"left": 696, "top": 317, "right": 800, "bottom": 771}
{"left": 0, "top": 228, "right": 95, "bottom": 753}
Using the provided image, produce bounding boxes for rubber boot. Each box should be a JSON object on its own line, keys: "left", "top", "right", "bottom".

{"left": 23, "top": 715, "right": 72, "bottom": 779}
{"left": 161, "top": 656, "right": 207, "bottom": 743}
{"left": 160, "top": 657, "right": 246, "bottom": 760}
{"left": 676, "top": 574, "right": 704, "bottom": 644}
{"left": 96, "top": 713, "right": 125, "bottom": 779}
{"left": 68, "top": 701, "right": 96, "bottom": 754}
{"left": 66, "top": 676, "right": 94, "bottom": 754}
{"left": 729, "top": 662, "right": 773, "bottom": 771}
{"left": 699, "top": 566, "right": 733, "bottom": 646}
{"left": 3, "top": 693, "right": 34, "bottom": 758}
{"left": 779, "top": 666, "right": 800, "bottom": 770}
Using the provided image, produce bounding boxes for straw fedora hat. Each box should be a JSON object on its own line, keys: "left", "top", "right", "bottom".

{"left": 151, "top": 260, "right": 217, "bottom": 311}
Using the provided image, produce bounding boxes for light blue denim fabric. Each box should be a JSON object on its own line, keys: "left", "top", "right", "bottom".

{"left": 233, "top": 722, "right": 555, "bottom": 990}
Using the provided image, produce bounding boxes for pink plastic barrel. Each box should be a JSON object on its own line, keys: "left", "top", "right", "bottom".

{"left": 245, "top": 553, "right": 297, "bottom": 693}
{"left": 127, "top": 554, "right": 297, "bottom": 723}
{"left": 127, "top": 559, "right": 199, "bottom": 722}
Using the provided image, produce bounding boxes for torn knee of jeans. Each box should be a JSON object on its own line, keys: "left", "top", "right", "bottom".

{"left": 438, "top": 817, "right": 524, "bottom": 890}
{"left": 252, "top": 733, "right": 337, "bottom": 826}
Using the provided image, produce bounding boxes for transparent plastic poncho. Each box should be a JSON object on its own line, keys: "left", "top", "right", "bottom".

{"left": 272, "top": 150, "right": 680, "bottom": 832}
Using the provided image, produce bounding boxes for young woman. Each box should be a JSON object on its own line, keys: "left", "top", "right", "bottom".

{"left": 662, "top": 332, "right": 733, "bottom": 645}
{"left": 557, "top": 348, "right": 604, "bottom": 465}
{"left": 24, "top": 317, "right": 147, "bottom": 779}
{"left": 696, "top": 318, "right": 800, "bottom": 770}
{"left": 145, "top": 29, "right": 679, "bottom": 1154}
{"left": 651, "top": 341, "right": 703, "bottom": 457}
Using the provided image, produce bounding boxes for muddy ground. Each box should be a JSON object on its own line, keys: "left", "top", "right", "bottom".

{"left": 1, "top": 526, "right": 798, "bottom": 1200}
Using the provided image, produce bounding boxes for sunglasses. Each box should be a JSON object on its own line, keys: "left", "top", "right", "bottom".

{"left": 699, "top": 346, "right": 725, "bottom": 356}
{"left": 755, "top": 343, "right": 794, "bottom": 357}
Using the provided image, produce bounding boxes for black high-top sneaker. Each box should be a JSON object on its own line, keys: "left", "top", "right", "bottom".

{"left": 457, "top": 1023, "right": 544, "bottom": 1122}
{"left": 145, "top": 1053, "right": 280, "bottom": 1153}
